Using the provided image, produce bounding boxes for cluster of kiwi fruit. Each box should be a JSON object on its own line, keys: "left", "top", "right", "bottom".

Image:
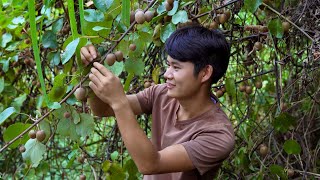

{"left": 104, "top": 50, "right": 124, "bottom": 66}
{"left": 131, "top": 9, "right": 154, "bottom": 24}
{"left": 19, "top": 129, "right": 46, "bottom": 153}
{"left": 213, "top": 85, "right": 226, "bottom": 98}
{"left": 205, "top": 9, "right": 231, "bottom": 30}
{"left": 238, "top": 81, "right": 262, "bottom": 95}
{"left": 244, "top": 25, "right": 269, "bottom": 33}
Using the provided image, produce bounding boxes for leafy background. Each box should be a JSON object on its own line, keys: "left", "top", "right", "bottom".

{"left": 0, "top": 0, "right": 319, "bottom": 179}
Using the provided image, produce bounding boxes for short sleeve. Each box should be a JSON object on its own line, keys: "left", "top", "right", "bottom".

{"left": 136, "top": 84, "right": 166, "bottom": 114}
{"left": 181, "top": 124, "right": 235, "bottom": 175}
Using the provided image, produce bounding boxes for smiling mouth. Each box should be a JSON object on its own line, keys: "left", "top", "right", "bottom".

{"left": 166, "top": 83, "right": 175, "bottom": 89}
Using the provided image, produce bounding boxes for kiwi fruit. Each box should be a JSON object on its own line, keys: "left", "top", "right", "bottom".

{"left": 19, "top": 145, "right": 26, "bottom": 153}
{"left": 287, "top": 169, "right": 294, "bottom": 177}
{"left": 163, "top": 15, "right": 172, "bottom": 23}
{"left": 282, "top": 21, "right": 290, "bottom": 33}
{"left": 254, "top": 42, "right": 263, "bottom": 51}
{"left": 259, "top": 26, "right": 268, "bottom": 32}
{"left": 209, "top": 21, "right": 219, "bottom": 30}
{"left": 245, "top": 86, "right": 253, "bottom": 94}
{"left": 167, "top": 0, "right": 174, "bottom": 5}
{"left": 64, "top": 112, "right": 71, "bottom": 118}
{"left": 80, "top": 174, "right": 86, "bottom": 180}
{"left": 216, "top": 90, "right": 224, "bottom": 98}
{"left": 144, "top": 81, "right": 151, "bottom": 88}
{"left": 129, "top": 44, "right": 136, "bottom": 51}
{"left": 75, "top": 87, "right": 87, "bottom": 101}
{"left": 239, "top": 84, "right": 246, "bottom": 92}
{"left": 259, "top": 144, "right": 268, "bottom": 157}
{"left": 144, "top": 11, "right": 154, "bottom": 22}
{"left": 105, "top": 53, "right": 116, "bottom": 66}
{"left": 130, "top": 11, "right": 135, "bottom": 24}
{"left": 255, "top": 81, "right": 262, "bottom": 89}
{"left": 221, "top": 86, "right": 226, "bottom": 93}
{"left": 135, "top": 10, "right": 145, "bottom": 24}
{"left": 218, "top": 14, "right": 228, "bottom": 24}
{"left": 114, "top": 51, "right": 124, "bottom": 62}
{"left": 165, "top": 2, "right": 173, "bottom": 11}
{"left": 87, "top": 94, "right": 108, "bottom": 117}
{"left": 36, "top": 130, "right": 46, "bottom": 142}
{"left": 224, "top": 10, "right": 231, "bottom": 19}
{"left": 77, "top": 156, "right": 85, "bottom": 164}
{"left": 28, "top": 130, "right": 36, "bottom": 139}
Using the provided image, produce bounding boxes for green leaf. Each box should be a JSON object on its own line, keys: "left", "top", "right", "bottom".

{"left": 172, "top": 10, "right": 188, "bottom": 24}
{"left": 160, "top": 23, "right": 176, "bottom": 43}
{"left": 244, "top": 0, "right": 262, "bottom": 13}
{"left": 93, "top": 0, "right": 114, "bottom": 13}
{"left": 269, "top": 164, "right": 287, "bottom": 179}
{"left": 39, "top": 120, "right": 51, "bottom": 142}
{"left": 124, "top": 159, "right": 138, "bottom": 179}
{"left": 61, "top": 38, "right": 80, "bottom": 64}
{"left": 11, "top": 93, "right": 27, "bottom": 112}
{"left": 76, "top": 113, "right": 95, "bottom": 137}
{"left": 225, "top": 77, "right": 236, "bottom": 100}
{"left": 92, "top": 26, "right": 110, "bottom": 31}
{"left": 110, "top": 151, "right": 119, "bottom": 161}
{"left": 108, "top": 163, "right": 126, "bottom": 180}
{"left": 124, "top": 59, "right": 145, "bottom": 76}
{"left": 56, "top": 117, "right": 79, "bottom": 141}
{"left": 268, "top": 18, "right": 284, "bottom": 38}
{"left": 48, "top": 74, "right": 67, "bottom": 102}
{"left": 52, "top": 18, "right": 64, "bottom": 33}
{"left": 42, "top": 30, "right": 58, "bottom": 49}
{"left": 0, "top": 76, "right": 4, "bottom": 94}
{"left": 152, "top": 66, "right": 161, "bottom": 84}
{"left": 272, "top": 112, "right": 296, "bottom": 133}
{"left": 0, "top": 107, "right": 16, "bottom": 125}
{"left": 105, "top": 61, "right": 124, "bottom": 76}
{"left": 1, "top": 33, "right": 12, "bottom": 47}
{"left": 283, "top": 140, "right": 301, "bottom": 155}
{"left": 84, "top": 9, "right": 105, "bottom": 22}
{"left": 102, "top": 160, "right": 111, "bottom": 172}
{"left": 167, "top": 1, "right": 179, "bottom": 16}
{"left": 3, "top": 123, "right": 32, "bottom": 148}
{"left": 48, "top": 51, "right": 60, "bottom": 65}
{"left": 121, "top": 0, "right": 130, "bottom": 27}
{"left": 22, "top": 139, "right": 46, "bottom": 167}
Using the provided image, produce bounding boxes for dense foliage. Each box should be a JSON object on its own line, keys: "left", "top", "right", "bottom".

{"left": 0, "top": 0, "right": 319, "bottom": 179}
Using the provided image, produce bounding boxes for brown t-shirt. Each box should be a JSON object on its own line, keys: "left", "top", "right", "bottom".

{"left": 136, "top": 84, "right": 235, "bottom": 180}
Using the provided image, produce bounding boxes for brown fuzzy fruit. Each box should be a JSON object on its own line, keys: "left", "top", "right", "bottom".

{"left": 28, "top": 130, "right": 36, "bottom": 139}
{"left": 144, "top": 81, "right": 151, "bottom": 88}
{"left": 224, "top": 10, "right": 231, "bottom": 19}
{"left": 167, "top": 0, "right": 174, "bottom": 5}
{"left": 80, "top": 174, "right": 86, "bottom": 180}
{"left": 87, "top": 94, "right": 110, "bottom": 117}
{"left": 114, "top": 51, "right": 124, "bottom": 62}
{"left": 245, "top": 86, "right": 253, "bottom": 94}
{"left": 19, "top": 145, "right": 26, "bottom": 153}
{"left": 282, "top": 22, "right": 290, "bottom": 33}
{"left": 259, "top": 26, "right": 268, "bottom": 32}
{"left": 209, "top": 21, "right": 219, "bottom": 30}
{"left": 280, "top": 102, "right": 288, "bottom": 111}
{"left": 255, "top": 81, "right": 262, "bottom": 89}
{"left": 64, "top": 112, "right": 71, "bottom": 118}
{"left": 135, "top": 10, "right": 145, "bottom": 24}
{"left": 239, "top": 85, "right": 246, "bottom": 92}
{"left": 287, "top": 169, "right": 294, "bottom": 177}
{"left": 74, "top": 87, "right": 87, "bottom": 101}
{"left": 105, "top": 53, "right": 116, "bottom": 66}
{"left": 130, "top": 11, "right": 135, "bottom": 24}
{"left": 129, "top": 44, "right": 136, "bottom": 51}
{"left": 254, "top": 42, "right": 263, "bottom": 51}
{"left": 36, "top": 130, "right": 46, "bottom": 142}
{"left": 77, "top": 156, "right": 85, "bottom": 164}
{"left": 218, "top": 14, "right": 228, "bottom": 24}
{"left": 165, "top": 2, "right": 173, "bottom": 11}
{"left": 221, "top": 86, "right": 226, "bottom": 93}
{"left": 163, "top": 15, "right": 172, "bottom": 23}
{"left": 216, "top": 90, "right": 224, "bottom": 98}
{"left": 259, "top": 144, "right": 268, "bottom": 157}
{"left": 144, "top": 11, "right": 154, "bottom": 22}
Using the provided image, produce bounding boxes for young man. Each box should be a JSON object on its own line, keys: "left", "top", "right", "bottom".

{"left": 81, "top": 25, "right": 235, "bottom": 179}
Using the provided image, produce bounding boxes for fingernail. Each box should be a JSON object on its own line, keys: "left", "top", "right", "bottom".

{"left": 93, "top": 55, "right": 97, "bottom": 59}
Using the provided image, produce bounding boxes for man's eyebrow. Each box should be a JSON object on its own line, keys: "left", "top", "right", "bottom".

{"left": 166, "top": 60, "right": 181, "bottom": 65}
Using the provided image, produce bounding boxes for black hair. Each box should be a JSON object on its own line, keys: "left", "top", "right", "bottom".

{"left": 165, "top": 25, "right": 230, "bottom": 85}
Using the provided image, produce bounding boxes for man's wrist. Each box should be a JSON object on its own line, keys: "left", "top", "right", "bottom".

{"left": 110, "top": 96, "right": 130, "bottom": 112}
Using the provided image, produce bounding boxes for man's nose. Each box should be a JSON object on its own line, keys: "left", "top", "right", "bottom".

{"left": 163, "top": 67, "right": 173, "bottom": 79}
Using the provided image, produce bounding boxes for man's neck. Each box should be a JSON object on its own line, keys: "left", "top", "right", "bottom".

{"left": 176, "top": 89, "right": 215, "bottom": 121}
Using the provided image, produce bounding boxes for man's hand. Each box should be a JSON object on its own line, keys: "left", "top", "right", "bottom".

{"left": 88, "top": 62, "right": 127, "bottom": 110}
{"left": 80, "top": 44, "right": 98, "bottom": 66}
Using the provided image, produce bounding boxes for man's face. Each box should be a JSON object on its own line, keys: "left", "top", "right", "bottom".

{"left": 164, "top": 56, "right": 202, "bottom": 99}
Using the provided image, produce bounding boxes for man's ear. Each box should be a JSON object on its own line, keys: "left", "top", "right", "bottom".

{"left": 200, "top": 65, "right": 214, "bottom": 83}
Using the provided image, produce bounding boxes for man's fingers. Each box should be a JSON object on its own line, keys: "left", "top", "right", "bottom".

{"left": 80, "top": 52, "right": 89, "bottom": 66}
{"left": 90, "top": 68, "right": 105, "bottom": 82}
{"left": 89, "top": 73, "right": 102, "bottom": 87}
{"left": 93, "top": 62, "right": 112, "bottom": 76}
{"left": 87, "top": 45, "right": 97, "bottom": 59}
{"left": 89, "top": 81, "right": 98, "bottom": 93}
